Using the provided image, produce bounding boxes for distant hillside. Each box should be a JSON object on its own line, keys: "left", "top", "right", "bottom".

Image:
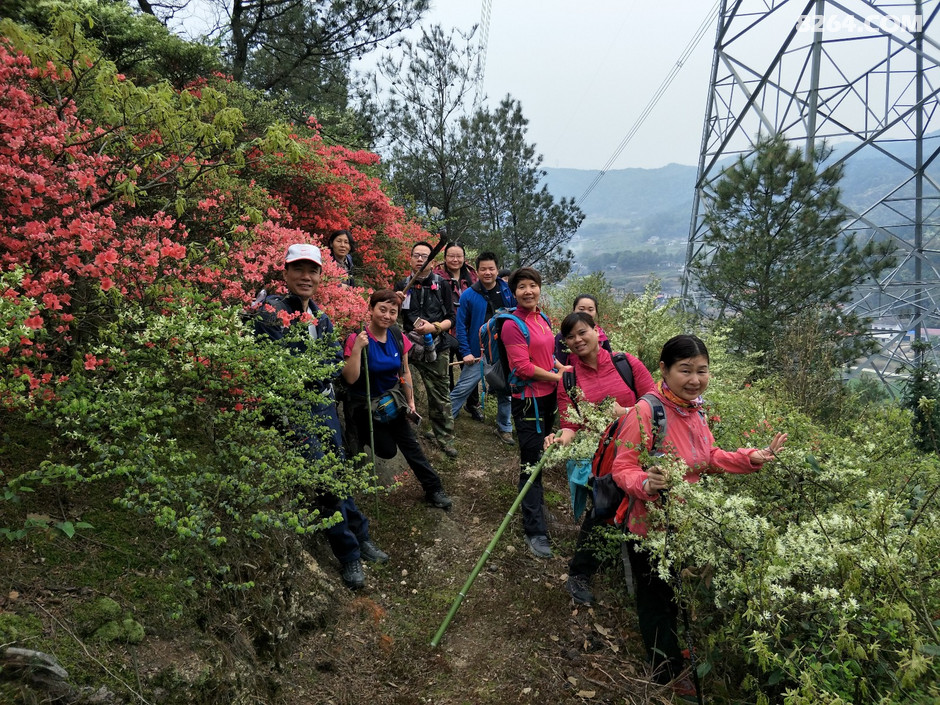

{"left": 543, "top": 164, "right": 697, "bottom": 293}
{"left": 543, "top": 133, "right": 940, "bottom": 293}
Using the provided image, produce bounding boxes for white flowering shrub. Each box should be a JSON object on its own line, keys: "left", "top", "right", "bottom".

{"left": 558, "top": 296, "right": 940, "bottom": 703}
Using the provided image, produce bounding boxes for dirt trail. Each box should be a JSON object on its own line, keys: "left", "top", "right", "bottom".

{"left": 279, "top": 413, "right": 675, "bottom": 704}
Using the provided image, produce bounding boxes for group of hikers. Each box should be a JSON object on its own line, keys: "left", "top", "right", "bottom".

{"left": 251, "top": 234, "right": 787, "bottom": 699}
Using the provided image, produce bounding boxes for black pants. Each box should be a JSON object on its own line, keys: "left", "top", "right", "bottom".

{"left": 627, "top": 540, "right": 683, "bottom": 683}
{"left": 353, "top": 407, "right": 443, "bottom": 496}
{"left": 568, "top": 510, "right": 610, "bottom": 578}
{"left": 294, "top": 400, "right": 371, "bottom": 564}
{"left": 511, "top": 393, "right": 556, "bottom": 537}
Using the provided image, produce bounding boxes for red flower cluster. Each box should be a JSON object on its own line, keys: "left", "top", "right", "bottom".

{"left": 0, "top": 41, "right": 429, "bottom": 404}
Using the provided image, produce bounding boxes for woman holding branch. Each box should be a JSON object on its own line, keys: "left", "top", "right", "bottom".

{"left": 611, "top": 334, "right": 786, "bottom": 698}
{"left": 543, "top": 311, "right": 655, "bottom": 605}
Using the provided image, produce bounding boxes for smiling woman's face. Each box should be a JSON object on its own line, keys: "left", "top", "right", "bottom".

{"left": 574, "top": 297, "right": 597, "bottom": 319}
{"left": 445, "top": 246, "right": 465, "bottom": 272}
{"left": 513, "top": 278, "right": 541, "bottom": 309}
{"left": 370, "top": 300, "right": 399, "bottom": 329}
{"left": 660, "top": 355, "right": 710, "bottom": 401}
{"left": 563, "top": 320, "right": 599, "bottom": 359}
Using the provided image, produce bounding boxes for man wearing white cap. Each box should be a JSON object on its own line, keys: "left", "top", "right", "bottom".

{"left": 253, "top": 244, "right": 388, "bottom": 590}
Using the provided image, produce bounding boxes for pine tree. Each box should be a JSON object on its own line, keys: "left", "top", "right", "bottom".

{"left": 690, "top": 133, "right": 895, "bottom": 365}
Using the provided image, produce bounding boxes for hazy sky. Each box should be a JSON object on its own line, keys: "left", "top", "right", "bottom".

{"left": 179, "top": 0, "right": 719, "bottom": 171}
{"left": 391, "top": 0, "right": 718, "bottom": 171}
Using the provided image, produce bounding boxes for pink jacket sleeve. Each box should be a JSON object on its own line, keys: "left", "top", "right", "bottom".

{"left": 609, "top": 402, "right": 658, "bottom": 500}
{"left": 502, "top": 320, "right": 536, "bottom": 380}
{"left": 343, "top": 333, "right": 356, "bottom": 358}
{"left": 557, "top": 376, "right": 579, "bottom": 431}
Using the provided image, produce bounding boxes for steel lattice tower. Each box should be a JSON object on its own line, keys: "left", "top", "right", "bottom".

{"left": 683, "top": 0, "right": 940, "bottom": 385}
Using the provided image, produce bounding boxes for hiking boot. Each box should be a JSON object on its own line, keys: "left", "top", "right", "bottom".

{"left": 670, "top": 673, "right": 698, "bottom": 701}
{"left": 525, "top": 534, "right": 552, "bottom": 559}
{"left": 359, "top": 539, "right": 389, "bottom": 564}
{"left": 440, "top": 442, "right": 458, "bottom": 458}
{"left": 421, "top": 429, "right": 436, "bottom": 441}
{"left": 426, "top": 490, "right": 453, "bottom": 510}
{"left": 495, "top": 428, "right": 515, "bottom": 446}
{"left": 466, "top": 406, "right": 484, "bottom": 422}
{"left": 566, "top": 574, "right": 594, "bottom": 605}
{"left": 341, "top": 560, "right": 365, "bottom": 590}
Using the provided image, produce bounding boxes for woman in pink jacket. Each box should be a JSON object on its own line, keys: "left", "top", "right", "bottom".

{"left": 612, "top": 334, "right": 786, "bottom": 697}
{"left": 502, "top": 267, "right": 570, "bottom": 559}
{"left": 543, "top": 311, "right": 656, "bottom": 606}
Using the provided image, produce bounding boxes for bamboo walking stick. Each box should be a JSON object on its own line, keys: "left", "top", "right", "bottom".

{"left": 430, "top": 446, "right": 557, "bottom": 648}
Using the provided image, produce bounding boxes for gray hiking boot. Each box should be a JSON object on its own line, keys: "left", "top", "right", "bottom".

{"left": 426, "top": 490, "right": 453, "bottom": 510}
{"left": 359, "top": 539, "right": 389, "bottom": 564}
{"left": 525, "top": 534, "right": 552, "bottom": 559}
{"left": 566, "top": 574, "right": 594, "bottom": 605}
{"left": 495, "top": 428, "right": 515, "bottom": 446}
{"left": 341, "top": 560, "right": 365, "bottom": 590}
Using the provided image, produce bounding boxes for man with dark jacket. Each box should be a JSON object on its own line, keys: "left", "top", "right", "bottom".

{"left": 395, "top": 241, "right": 458, "bottom": 457}
{"left": 450, "top": 252, "right": 517, "bottom": 445}
{"left": 254, "top": 243, "right": 388, "bottom": 590}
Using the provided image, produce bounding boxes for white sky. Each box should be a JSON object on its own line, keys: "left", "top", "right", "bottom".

{"left": 399, "top": 0, "right": 718, "bottom": 170}
{"left": 178, "top": 0, "right": 718, "bottom": 171}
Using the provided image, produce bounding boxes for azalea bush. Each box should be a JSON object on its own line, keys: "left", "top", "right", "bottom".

{"left": 0, "top": 14, "right": 430, "bottom": 582}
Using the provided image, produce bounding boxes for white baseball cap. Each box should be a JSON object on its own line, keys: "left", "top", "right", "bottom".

{"left": 285, "top": 244, "right": 322, "bottom": 266}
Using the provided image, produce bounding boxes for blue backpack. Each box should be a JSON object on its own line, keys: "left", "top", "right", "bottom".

{"left": 478, "top": 308, "right": 553, "bottom": 431}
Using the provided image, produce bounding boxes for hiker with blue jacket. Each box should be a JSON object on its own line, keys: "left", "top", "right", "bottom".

{"left": 450, "top": 251, "right": 517, "bottom": 445}
{"left": 542, "top": 311, "right": 655, "bottom": 605}
{"left": 254, "top": 244, "right": 388, "bottom": 590}
{"left": 502, "top": 267, "right": 571, "bottom": 559}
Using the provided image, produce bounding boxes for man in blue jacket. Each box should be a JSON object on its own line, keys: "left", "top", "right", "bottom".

{"left": 450, "top": 252, "right": 516, "bottom": 445}
{"left": 254, "top": 243, "right": 388, "bottom": 590}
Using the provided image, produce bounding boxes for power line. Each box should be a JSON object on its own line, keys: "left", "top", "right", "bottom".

{"left": 576, "top": 1, "right": 720, "bottom": 207}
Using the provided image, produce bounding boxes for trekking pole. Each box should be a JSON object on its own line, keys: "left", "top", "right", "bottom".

{"left": 661, "top": 489, "right": 705, "bottom": 705}
{"left": 362, "top": 325, "right": 378, "bottom": 518}
{"left": 430, "top": 446, "right": 557, "bottom": 648}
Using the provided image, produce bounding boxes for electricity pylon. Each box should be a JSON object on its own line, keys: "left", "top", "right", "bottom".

{"left": 683, "top": 0, "right": 940, "bottom": 385}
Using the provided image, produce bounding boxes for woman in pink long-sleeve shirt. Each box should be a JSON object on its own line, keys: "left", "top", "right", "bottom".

{"left": 501, "top": 267, "right": 569, "bottom": 559}
{"left": 542, "top": 311, "right": 655, "bottom": 606}
{"left": 613, "top": 334, "right": 786, "bottom": 696}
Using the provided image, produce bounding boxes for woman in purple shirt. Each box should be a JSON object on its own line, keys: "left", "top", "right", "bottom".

{"left": 502, "top": 267, "right": 571, "bottom": 558}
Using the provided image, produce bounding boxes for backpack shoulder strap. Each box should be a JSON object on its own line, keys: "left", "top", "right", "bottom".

{"left": 611, "top": 352, "right": 637, "bottom": 398}
{"left": 496, "top": 310, "right": 529, "bottom": 342}
{"left": 639, "top": 393, "right": 668, "bottom": 453}
{"left": 562, "top": 368, "right": 580, "bottom": 417}
{"left": 389, "top": 325, "right": 405, "bottom": 372}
